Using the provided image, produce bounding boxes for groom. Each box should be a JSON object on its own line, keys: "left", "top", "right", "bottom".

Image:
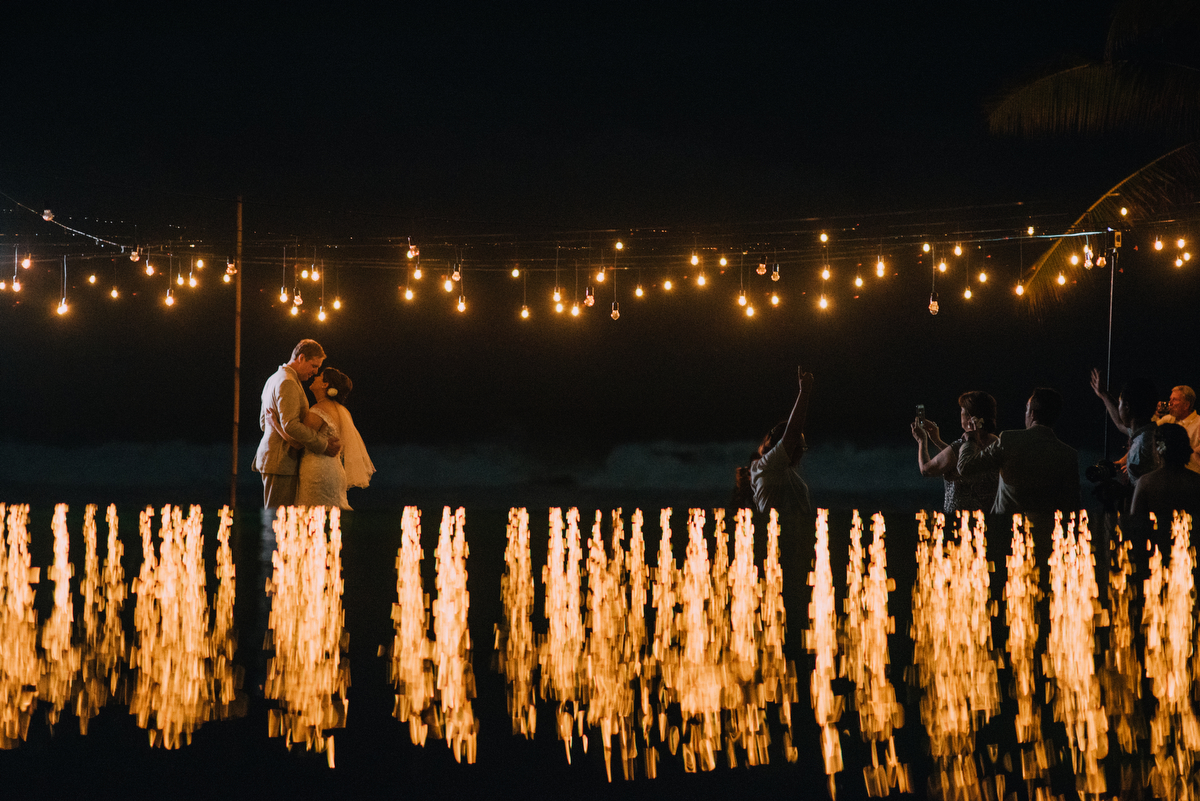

{"left": 253, "top": 339, "right": 342, "bottom": 509}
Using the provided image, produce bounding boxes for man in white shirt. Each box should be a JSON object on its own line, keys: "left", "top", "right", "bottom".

{"left": 749, "top": 368, "right": 813, "bottom": 516}
{"left": 1156, "top": 385, "right": 1200, "bottom": 474}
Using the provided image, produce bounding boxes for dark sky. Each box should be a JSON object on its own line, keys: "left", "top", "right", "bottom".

{"left": 1, "top": 2, "right": 1192, "bottom": 458}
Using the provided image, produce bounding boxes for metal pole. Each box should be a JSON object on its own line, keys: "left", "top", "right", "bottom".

{"left": 1103, "top": 247, "right": 1118, "bottom": 459}
{"left": 230, "top": 196, "right": 243, "bottom": 508}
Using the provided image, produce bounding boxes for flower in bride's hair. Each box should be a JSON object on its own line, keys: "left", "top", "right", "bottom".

{"left": 327, "top": 387, "right": 338, "bottom": 397}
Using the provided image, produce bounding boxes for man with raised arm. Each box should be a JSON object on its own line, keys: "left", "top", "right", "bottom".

{"left": 749, "top": 367, "right": 814, "bottom": 516}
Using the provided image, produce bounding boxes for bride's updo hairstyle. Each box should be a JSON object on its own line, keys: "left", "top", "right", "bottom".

{"left": 321, "top": 368, "right": 353, "bottom": 404}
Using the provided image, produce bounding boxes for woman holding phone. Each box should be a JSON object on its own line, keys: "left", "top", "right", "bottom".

{"left": 911, "top": 391, "right": 1000, "bottom": 513}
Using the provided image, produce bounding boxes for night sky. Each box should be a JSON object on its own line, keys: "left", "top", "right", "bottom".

{"left": 2, "top": 2, "right": 1192, "bottom": 469}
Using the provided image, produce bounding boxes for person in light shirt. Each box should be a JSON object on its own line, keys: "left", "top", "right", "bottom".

{"left": 1156, "top": 385, "right": 1200, "bottom": 474}
{"left": 748, "top": 367, "right": 813, "bottom": 517}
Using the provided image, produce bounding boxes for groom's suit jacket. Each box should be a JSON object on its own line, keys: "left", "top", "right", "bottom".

{"left": 252, "top": 364, "right": 330, "bottom": 476}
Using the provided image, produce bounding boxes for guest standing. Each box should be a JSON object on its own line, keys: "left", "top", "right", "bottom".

{"left": 911, "top": 391, "right": 1000, "bottom": 513}
{"left": 1156, "top": 385, "right": 1200, "bottom": 473}
{"left": 750, "top": 368, "right": 813, "bottom": 516}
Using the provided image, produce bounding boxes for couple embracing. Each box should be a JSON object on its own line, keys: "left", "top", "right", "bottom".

{"left": 253, "top": 339, "right": 375, "bottom": 511}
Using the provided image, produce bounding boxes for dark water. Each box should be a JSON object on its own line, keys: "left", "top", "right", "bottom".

{"left": 0, "top": 502, "right": 1180, "bottom": 800}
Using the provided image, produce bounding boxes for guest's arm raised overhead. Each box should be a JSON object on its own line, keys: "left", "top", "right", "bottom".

{"left": 912, "top": 420, "right": 957, "bottom": 477}
{"left": 1090, "top": 368, "right": 1129, "bottom": 434}
{"left": 779, "top": 368, "right": 813, "bottom": 462}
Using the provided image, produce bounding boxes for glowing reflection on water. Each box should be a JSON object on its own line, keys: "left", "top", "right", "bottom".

{"left": 265, "top": 505, "right": 344, "bottom": 765}
{"left": 0, "top": 504, "right": 38, "bottom": 748}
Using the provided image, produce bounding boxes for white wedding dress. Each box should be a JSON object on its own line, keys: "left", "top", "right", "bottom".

{"left": 296, "top": 403, "right": 375, "bottom": 510}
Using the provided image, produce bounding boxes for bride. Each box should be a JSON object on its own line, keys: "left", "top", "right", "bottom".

{"left": 274, "top": 367, "right": 375, "bottom": 510}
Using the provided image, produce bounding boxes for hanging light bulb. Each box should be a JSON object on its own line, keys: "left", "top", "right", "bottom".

{"left": 290, "top": 305, "right": 299, "bottom": 316}
{"left": 922, "top": 243, "right": 931, "bottom": 253}
{"left": 953, "top": 244, "right": 963, "bottom": 256}
{"left": 188, "top": 275, "right": 197, "bottom": 288}
{"left": 1069, "top": 254, "right": 1079, "bottom": 266}
{"left": 821, "top": 267, "right": 830, "bottom": 281}
{"left": 555, "top": 301, "right": 564, "bottom": 313}
{"left": 1015, "top": 283, "right": 1025, "bottom": 296}
{"left": 443, "top": 276, "right": 453, "bottom": 292}
{"left": 771, "top": 265, "right": 780, "bottom": 282}
{"left": 1120, "top": 207, "right": 1128, "bottom": 216}
{"left": 521, "top": 305, "right": 530, "bottom": 319}
{"left": 311, "top": 268, "right": 320, "bottom": 281}
{"left": 512, "top": 267, "right": 520, "bottom": 278}
{"left": 1084, "top": 255, "right": 1093, "bottom": 269}
{"left": 596, "top": 268, "right": 606, "bottom": 283}
{"left": 964, "top": 287, "right": 973, "bottom": 299}
{"left": 738, "top": 291, "right": 747, "bottom": 306}
{"left": 664, "top": 279, "right": 673, "bottom": 290}
{"left": 635, "top": 284, "right": 644, "bottom": 297}
{"left": 584, "top": 288, "right": 595, "bottom": 307}
{"left": 610, "top": 302, "right": 620, "bottom": 320}
{"left": 690, "top": 253, "right": 699, "bottom": 266}
{"left": 757, "top": 261, "right": 767, "bottom": 275}
{"left": 1178, "top": 238, "right": 1187, "bottom": 249}
{"left": 1057, "top": 273, "right": 1067, "bottom": 285}
{"left": 196, "top": 259, "right": 204, "bottom": 268}
{"left": 145, "top": 263, "right": 155, "bottom": 276}
{"left": 57, "top": 298, "right": 68, "bottom": 314}
{"left": 293, "top": 291, "right": 303, "bottom": 306}
{"left": 452, "top": 267, "right": 461, "bottom": 281}
{"left": 11, "top": 278, "right": 20, "bottom": 292}
{"left": 318, "top": 307, "right": 327, "bottom": 321}
{"left": 1155, "top": 239, "right": 1164, "bottom": 251}
{"left": 978, "top": 271, "right": 987, "bottom": 283}
{"left": 404, "top": 287, "right": 414, "bottom": 300}
{"left": 280, "top": 287, "right": 289, "bottom": 303}
{"left": 854, "top": 275, "right": 863, "bottom": 288}
{"left": 819, "top": 295, "right": 828, "bottom": 310}
{"left": 745, "top": 305, "right": 755, "bottom": 317}
{"left": 176, "top": 274, "right": 184, "bottom": 286}
{"left": 226, "top": 261, "right": 237, "bottom": 275}
{"left": 42, "top": 210, "right": 54, "bottom": 222}
{"left": 407, "top": 248, "right": 415, "bottom": 259}
{"left": 0, "top": 279, "right": 7, "bottom": 290}
{"left": 21, "top": 256, "right": 32, "bottom": 269}
{"left": 937, "top": 260, "right": 947, "bottom": 272}
{"left": 333, "top": 297, "right": 342, "bottom": 310}
{"left": 413, "top": 267, "right": 422, "bottom": 279}
{"left": 165, "top": 290, "right": 174, "bottom": 307}
{"left": 457, "top": 296, "right": 466, "bottom": 312}
{"left": 88, "top": 274, "right": 96, "bottom": 284}
{"left": 301, "top": 268, "right": 310, "bottom": 279}
{"left": 1176, "top": 257, "right": 1184, "bottom": 267}
{"left": 928, "top": 291, "right": 939, "bottom": 315}
{"left": 876, "top": 259, "right": 885, "bottom": 278}
{"left": 553, "top": 287, "right": 562, "bottom": 302}
{"left": 110, "top": 286, "right": 119, "bottom": 298}
{"left": 615, "top": 241, "right": 624, "bottom": 250}
{"left": 1185, "top": 252, "right": 1192, "bottom": 261}
{"left": 819, "top": 233, "right": 829, "bottom": 243}
{"left": 1027, "top": 226, "right": 1035, "bottom": 235}
{"left": 570, "top": 303, "right": 580, "bottom": 316}
{"left": 130, "top": 251, "right": 140, "bottom": 262}
{"left": 770, "top": 293, "right": 779, "bottom": 306}
{"left": 1097, "top": 252, "right": 1108, "bottom": 267}
{"left": 697, "top": 272, "right": 706, "bottom": 286}
{"left": 719, "top": 256, "right": 728, "bottom": 267}
{"left": 223, "top": 273, "right": 231, "bottom": 284}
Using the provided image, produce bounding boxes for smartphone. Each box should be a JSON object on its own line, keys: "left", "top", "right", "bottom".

{"left": 915, "top": 404, "right": 925, "bottom": 424}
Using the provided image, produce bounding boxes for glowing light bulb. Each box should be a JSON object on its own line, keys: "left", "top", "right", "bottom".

{"left": 664, "top": 279, "right": 673, "bottom": 290}
{"left": 1027, "top": 226, "right": 1035, "bottom": 235}
{"left": 635, "top": 285, "right": 644, "bottom": 297}
{"left": 771, "top": 265, "right": 780, "bottom": 282}
{"left": 1185, "top": 252, "right": 1192, "bottom": 261}
{"left": 457, "top": 296, "right": 466, "bottom": 312}
{"left": 0, "top": 280, "right": 6, "bottom": 290}
{"left": 719, "top": 256, "right": 727, "bottom": 267}
{"left": 745, "top": 305, "right": 755, "bottom": 317}
{"left": 280, "top": 288, "right": 289, "bottom": 303}
{"left": 1096, "top": 254, "right": 1107, "bottom": 267}
{"left": 922, "top": 243, "right": 931, "bottom": 253}
{"left": 876, "top": 260, "right": 885, "bottom": 277}
{"left": 404, "top": 288, "right": 414, "bottom": 300}
{"left": 301, "top": 269, "right": 310, "bottom": 279}
{"left": 407, "top": 248, "right": 415, "bottom": 259}
{"left": 10, "top": 279, "right": 19, "bottom": 292}
{"left": 226, "top": 261, "right": 236, "bottom": 275}
{"left": 21, "top": 257, "right": 31, "bottom": 269}
{"left": 978, "top": 271, "right": 987, "bottom": 282}
{"left": 177, "top": 274, "right": 185, "bottom": 286}
{"left": 444, "top": 278, "right": 453, "bottom": 292}
{"left": 88, "top": 274, "right": 96, "bottom": 284}
{"left": 107, "top": 286, "right": 117, "bottom": 298}
{"left": 333, "top": 298, "right": 341, "bottom": 310}
{"left": 690, "top": 253, "right": 699, "bottom": 266}
{"left": 1176, "top": 257, "right": 1184, "bottom": 267}
{"left": 130, "top": 251, "right": 140, "bottom": 262}
{"left": 854, "top": 275, "right": 863, "bottom": 287}
{"left": 293, "top": 291, "right": 302, "bottom": 306}
{"left": 1120, "top": 207, "right": 1128, "bottom": 216}
{"left": 570, "top": 303, "right": 580, "bottom": 316}
{"left": 610, "top": 302, "right": 620, "bottom": 320}
{"left": 146, "top": 264, "right": 155, "bottom": 276}
{"left": 311, "top": 269, "right": 319, "bottom": 281}
{"left": 697, "top": 273, "right": 706, "bottom": 286}
{"left": 596, "top": 269, "right": 605, "bottom": 282}
{"left": 165, "top": 292, "right": 175, "bottom": 307}
{"left": 819, "top": 295, "right": 828, "bottom": 310}
{"left": 615, "top": 241, "right": 624, "bottom": 250}
{"left": 584, "top": 290, "right": 595, "bottom": 307}
{"left": 452, "top": 269, "right": 461, "bottom": 281}
{"left": 188, "top": 275, "right": 197, "bottom": 288}
{"left": 964, "top": 287, "right": 972, "bottom": 299}
{"left": 821, "top": 267, "right": 830, "bottom": 280}
{"left": 928, "top": 292, "right": 939, "bottom": 315}
{"left": 1057, "top": 273, "right": 1066, "bottom": 285}
{"left": 770, "top": 293, "right": 779, "bottom": 306}
{"left": 954, "top": 244, "right": 962, "bottom": 256}
{"left": 1084, "top": 256, "right": 1093, "bottom": 269}
{"left": 290, "top": 305, "right": 298, "bottom": 316}
{"left": 223, "top": 273, "right": 231, "bottom": 283}
{"left": 521, "top": 305, "right": 530, "bottom": 319}
{"left": 938, "top": 261, "right": 947, "bottom": 272}
{"left": 555, "top": 302, "right": 564, "bottom": 313}
{"left": 512, "top": 267, "right": 520, "bottom": 278}
{"left": 57, "top": 299, "right": 68, "bottom": 314}
{"left": 553, "top": 288, "right": 562, "bottom": 302}
{"left": 196, "top": 259, "right": 204, "bottom": 268}
{"left": 1069, "top": 254, "right": 1079, "bottom": 265}
{"left": 413, "top": 267, "right": 422, "bottom": 279}
{"left": 318, "top": 308, "right": 326, "bottom": 321}
{"left": 1015, "top": 283, "right": 1024, "bottom": 296}
{"left": 1178, "top": 238, "right": 1187, "bottom": 249}
{"left": 738, "top": 291, "right": 747, "bottom": 306}
{"left": 820, "top": 233, "right": 828, "bottom": 243}
{"left": 757, "top": 262, "right": 767, "bottom": 275}
{"left": 1155, "top": 239, "right": 1164, "bottom": 250}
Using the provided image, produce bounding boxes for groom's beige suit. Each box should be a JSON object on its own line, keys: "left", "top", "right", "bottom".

{"left": 253, "top": 364, "right": 330, "bottom": 508}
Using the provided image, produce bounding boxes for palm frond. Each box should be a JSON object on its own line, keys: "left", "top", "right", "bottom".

{"left": 988, "top": 61, "right": 1200, "bottom": 138}
{"left": 1107, "top": 0, "right": 1200, "bottom": 61}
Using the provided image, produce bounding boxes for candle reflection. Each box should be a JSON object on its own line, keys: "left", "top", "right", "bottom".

{"left": 0, "top": 504, "right": 38, "bottom": 748}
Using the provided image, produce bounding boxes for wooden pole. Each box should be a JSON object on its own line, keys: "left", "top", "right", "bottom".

{"left": 230, "top": 196, "right": 243, "bottom": 508}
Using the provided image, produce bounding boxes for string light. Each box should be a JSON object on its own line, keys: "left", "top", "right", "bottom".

{"left": 1176, "top": 257, "right": 1184, "bottom": 267}
{"left": 111, "top": 286, "right": 119, "bottom": 298}
{"left": 1186, "top": 252, "right": 1192, "bottom": 261}
{"left": 745, "top": 304, "right": 755, "bottom": 317}
{"left": 770, "top": 293, "right": 779, "bottom": 306}
{"left": 821, "top": 267, "right": 830, "bottom": 281}
{"left": 165, "top": 290, "right": 175, "bottom": 307}
{"left": 512, "top": 267, "right": 520, "bottom": 278}
{"left": 88, "top": 274, "right": 96, "bottom": 284}
{"left": 690, "top": 253, "right": 699, "bottom": 266}
{"left": 615, "top": 241, "right": 624, "bottom": 250}
{"left": 738, "top": 290, "right": 747, "bottom": 306}
{"left": 521, "top": 304, "right": 530, "bottom": 319}
{"left": 404, "top": 287, "right": 414, "bottom": 300}
{"left": 145, "top": 263, "right": 155, "bottom": 276}
{"left": 21, "top": 256, "right": 31, "bottom": 269}
{"left": 226, "top": 260, "right": 237, "bottom": 275}
{"left": 555, "top": 301, "right": 564, "bottom": 313}
{"left": 771, "top": 264, "right": 780, "bottom": 282}
{"left": 443, "top": 276, "right": 453, "bottom": 292}
{"left": 176, "top": 274, "right": 184, "bottom": 286}
{"left": 333, "top": 297, "right": 342, "bottom": 310}
{"left": 854, "top": 275, "right": 863, "bottom": 288}
{"left": 719, "top": 256, "right": 727, "bottom": 267}
{"left": 1096, "top": 253, "right": 1107, "bottom": 267}
{"left": 937, "top": 260, "right": 946, "bottom": 272}
{"left": 928, "top": 291, "right": 939, "bottom": 315}
{"left": 819, "top": 295, "right": 828, "bottom": 310}
{"left": 1155, "top": 239, "right": 1164, "bottom": 250}
{"left": 978, "top": 271, "right": 987, "bottom": 283}
{"left": 280, "top": 287, "right": 289, "bottom": 303}
{"left": 954, "top": 244, "right": 962, "bottom": 256}
{"left": 1069, "top": 254, "right": 1079, "bottom": 266}
{"left": 57, "top": 299, "right": 68, "bottom": 314}
{"left": 963, "top": 287, "right": 972, "bottom": 299}
{"left": 876, "top": 258, "right": 885, "bottom": 278}
{"left": 301, "top": 268, "right": 310, "bottom": 279}
{"left": 1027, "top": 226, "right": 1034, "bottom": 235}
{"left": 570, "top": 303, "right": 580, "bottom": 316}
{"left": 922, "top": 243, "right": 931, "bottom": 253}
{"left": 635, "top": 284, "right": 644, "bottom": 297}
{"left": 1178, "top": 238, "right": 1187, "bottom": 249}
{"left": 188, "top": 274, "right": 197, "bottom": 288}
{"left": 311, "top": 267, "right": 319, "bottom": 281}
{"left": 610, "top": 301, "right": 620, "bottom": 320}
{"left": 819, "top": 233, "right": 828, "bottom": 243}
{"left": 223, "top": 273, "right": 231, "bottom": 284}
{"left": 1057, "top": 272, "right": 1066, "bottom": 285}
{"left": 130, "top": 250, "right": 140, "bottom": 262}
{"left": 757, "top": 261, "right": 767, "bottom": 275}
{"left": 452, "top": 266, "right": 461, "bottom": 282}
{"left": 696, "top": 272, "right": 706, "bottom": 286}
{"left": 290, "top": 305, "right": 298, "bottom": 316}
{"left": 584, "top": 287, "right": 595, "bottom": 307}
{"left": 457, "top": 295, "right": 466, "bottom": 312}
{"left": 0, "top": 279, "right": 6, "bottom": 290}
{"left": 318, "top": 307, "right": 327, "bottom": 321}
{"left": 553, "top": 287, "right": 562, "bottom": 302}
{"left": 664, "top": 279, "right": 673, "bottom": 290}
{"left": 413, "top": 267, "right": 423, "bottom": 279}
{"left": 196, "top": 259, "right": 204, "bottom": 268}
{"left": 1015, "top": 283, "right": 1024, "bottom": 296}
{"left": 596, "top": 268, "right": 605, "bottom": 283}
{"left": 1120, "top": 207, "right": 1128, "bottom": 216}
{"left": 293, "top": 290, "right": 303, "bottom": 306}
